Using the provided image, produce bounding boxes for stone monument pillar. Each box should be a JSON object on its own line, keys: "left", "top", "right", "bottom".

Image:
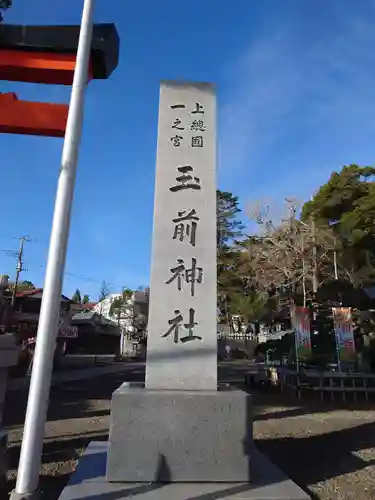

{"left": 106, "top": 81, "right": 253, "bottom": 483}
{"left": 145, "top": 81, "right": 217, "bottom": 391}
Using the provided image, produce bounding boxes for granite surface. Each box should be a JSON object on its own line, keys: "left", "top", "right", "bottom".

{"left": 107, "top": 383, "right": 253, "bottom": 482}
{"left": 146, "top": 81, "right": 218, "bottom": 391}
{"left": 59, "top": 441, "right": 311, "bottom": 500}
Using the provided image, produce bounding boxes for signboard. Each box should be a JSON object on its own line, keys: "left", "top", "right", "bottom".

{"left": 57, "top": 325, "right": 78, "bottom": 339}
{"left": 332, "top": 307, "right": 355, "bottom": 363}
{"left": 5, "top": 318, "right": 78, "bottom": 340}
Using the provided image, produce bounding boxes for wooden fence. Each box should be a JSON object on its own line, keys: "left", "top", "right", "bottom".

{"left": 246, "top": 365, "right": 375, "bottom": 402}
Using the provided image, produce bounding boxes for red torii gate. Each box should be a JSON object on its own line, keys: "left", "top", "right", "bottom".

{"left": 0, "top": 23, "right": 119, "bottom": 137}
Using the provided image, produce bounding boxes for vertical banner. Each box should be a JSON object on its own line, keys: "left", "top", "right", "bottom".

{"left": 292, "top": 306, "right": 312, "bottom": 359}
{"left": 332, "top": 307, "right": 355, "bottom": 362}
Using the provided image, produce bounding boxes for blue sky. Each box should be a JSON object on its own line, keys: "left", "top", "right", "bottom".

{"left": 1, "top": 0, "right": 375, "bottom": 299}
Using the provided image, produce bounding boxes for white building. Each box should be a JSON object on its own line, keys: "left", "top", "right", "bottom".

{"left": 93, "top": 290, "right": 149, "bottom": 337}
{"left": 92, "top": 290, "right": 148, "bottom": 358}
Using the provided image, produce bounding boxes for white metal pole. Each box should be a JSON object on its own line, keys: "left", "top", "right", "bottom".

{"left": 11, "top": 1, "right": 94, "bottom": 497}
{"left": 333, "top": 249, "right": 338, "bottom": 280}
{"left": 294, "top": 328, "right": 300, "bottom": 373}
{"left": 291, "top": 305, "right": 299, "bottom": 372}
{"left": 332, "top": 308, "right": 342, "bottom": 374}
{"left": 335, "top": 329, "right": 342, "bottom": 373}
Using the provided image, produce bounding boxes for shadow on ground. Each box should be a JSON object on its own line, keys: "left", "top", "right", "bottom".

{"left": 256, "top": 419, "right": 375, "bottom": 493}
{"left": 3, "top": 365, "right": 145, "bottom": 428}
{"left": 8, "top": 431, "right": 109, "bottom": 470}
{"left": 6, "top": 361, "right": 375, "bottom": 500}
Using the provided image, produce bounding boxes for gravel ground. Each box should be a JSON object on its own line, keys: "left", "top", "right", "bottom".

{"left": 254, "top": 393, "right": 375, "bottom": 500}
{"left": 4, "top": 362, "right": 375, "bottom": 499}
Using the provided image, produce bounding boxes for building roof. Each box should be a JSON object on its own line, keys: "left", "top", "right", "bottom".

{"left": 83, "top": 302, "right": 97, "bottom": 309}
{"left": 72, "top": 311, "right": 97, "bottom": 323}
{"left": 72, "top": 310, "right": 121, "bottom": 336}
{"left": 16, "top": 288, "right": 71, "bottom": 301}
{"left": 16, "top": 288, "right": 43, "bottom": 297}
{"left": 72, "top": 310, "right": 116, "bottom": 326}
{"left": 70, "top": 302, "right": 97, "bottom": 312}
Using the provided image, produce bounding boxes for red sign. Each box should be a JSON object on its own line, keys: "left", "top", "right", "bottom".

{"left": 58, "top": 325, "right": 78, "bottom": 339}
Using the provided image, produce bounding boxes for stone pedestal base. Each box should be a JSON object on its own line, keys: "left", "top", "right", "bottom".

{"left": 59, "top": 441, "right": 311, "bottom": 499}
{"left": 106, "top": 383, "right": 253, "bottom": 482}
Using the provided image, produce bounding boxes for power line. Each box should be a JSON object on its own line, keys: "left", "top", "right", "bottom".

{"left": 34, "top": 262, "right": 133, "bottom": 292}
{"left": 0, "top": 237, "right": 138, "bottom": 293}
{"left": 0, "top": 232, "right": 37, "bottom": 243}
{"left": 0, "top": 248, "right": 18, "bottom": 258}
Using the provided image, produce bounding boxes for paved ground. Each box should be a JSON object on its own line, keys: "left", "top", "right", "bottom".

{"left": 5, "top": 361, "right": 375, "bottom": 499}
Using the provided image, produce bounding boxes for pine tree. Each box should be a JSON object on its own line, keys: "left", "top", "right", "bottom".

{"left": 99, "top": 281, "right": 109, "bottom": 301}
{"left": 217, "top": 190, "right": 244, "bottom": 250}
{"left": 72, "top": 289, "right": 82, "bottom": 303}
{"left": 0, "top": 0, "right": 12, "bottom": 22}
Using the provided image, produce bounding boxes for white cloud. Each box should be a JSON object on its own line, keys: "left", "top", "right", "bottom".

{"left": 218, "top": 2, "right": 375, "bottom": 202}
{"left": 219, "top": 29, "right": 301, "bottom": 171}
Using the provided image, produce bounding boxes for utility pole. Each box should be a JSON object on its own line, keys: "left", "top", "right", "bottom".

{"left": 11, "top": 236, "right": 31, "bottom": 307}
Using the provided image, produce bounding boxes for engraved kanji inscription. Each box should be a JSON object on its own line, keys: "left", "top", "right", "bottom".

{"left": 169, "top": 165, "right": 201, "bottom": 192}
{"left": 170, "top": 134, "right": 183, "bottom": 147}
{"left": 165, "top": 257, "right": 203, "bottom": 297}
{"left": 172, "top": 209, "right": 199, "bottom": 247}
{"left": 172, "top": 118, "right": 184, "bottom": 130}
{"left": 192, "top": 136, "right": 203, "bottom": 148}
{"left": 191, "top": 102, "right": 204, "bottom": 114}
{"left": 161, "top": 308, "right": 201, "bottom": 343}
{"left": 190, "top": 119, "right": 206, "bottom": 132}
{"left": 170, "top": 104, "right": 186, "bottom": 110}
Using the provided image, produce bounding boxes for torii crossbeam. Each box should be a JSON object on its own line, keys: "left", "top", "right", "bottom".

{"left": 0, "top": 23, "right": 119, "bottom": 137}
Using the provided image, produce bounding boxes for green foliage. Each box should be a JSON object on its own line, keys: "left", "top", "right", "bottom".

{"left": 71, "top": 289, "right": 82, "bottom": 304}
{"left": 17, "top": 280, "right": 35, "bottom": 291}
{"left": 99, "top": 280, "right": 109, "bottom": 301}
{"left": 367, "top": 339, "right": 375, "bottom": 372}
{"left": 82, "top": 295, "right": 90, "bottom": 304}
{"left": 109, "top": 288, "right": 133, "bottom": 320}
{"left": 218, "top": 249, "right": 244, "bottom": 294}
{"left": 302, "top": 165, "right": 375, "bottom": 224}
{"left": 108, "top": 288, "right": 147, "bottom": 336}
{"left": 316, "top": 279, "right": 370, "bottom": 308}
{"left": 229, "top": 292, "right": 267, "bottom": 323}
{"left": 302, "top": 165, "right": 375, "bottom": 248}
{"left": 311, "top": 310, "right": 337, "bottom": 361}
{"left": 302, "top": 165, "right": 375, "bottom": 285}
{"left": 256, "top": 333, "right": 294, "bottom": 359}
{"left": 216, "top": 190, "right": 246, "bottom": 320}
{"left": 214, "top": 165, "right": 375, "bottom": 364}
{"left": 217, "top": 190, "right": 244, "bottom": 250}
